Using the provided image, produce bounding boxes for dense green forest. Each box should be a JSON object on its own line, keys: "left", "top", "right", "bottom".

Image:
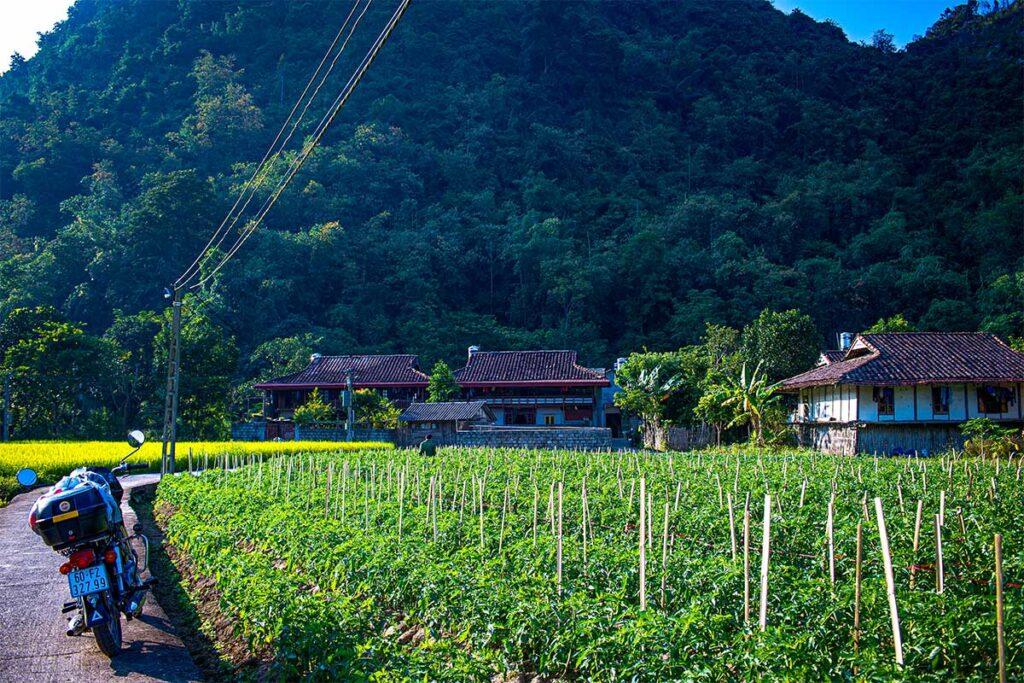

{"left": 0, "top": 0, "right": 1021, "bottom": 437}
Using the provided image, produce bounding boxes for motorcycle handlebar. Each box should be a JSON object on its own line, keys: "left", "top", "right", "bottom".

{"left": 126, "top": 463, "right": 149, "bottom": 471}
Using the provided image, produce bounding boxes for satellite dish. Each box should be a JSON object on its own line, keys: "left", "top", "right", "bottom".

{"left": 16, "top": 468, "right": 38, "bottom": 487}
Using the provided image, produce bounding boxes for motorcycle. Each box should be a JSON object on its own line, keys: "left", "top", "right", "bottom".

{"left": 19, "top": 430, "right": 156, "bottom": 658}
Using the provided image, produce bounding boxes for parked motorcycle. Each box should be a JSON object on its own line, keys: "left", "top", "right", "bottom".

{"left": 20, "top": 431, "right": 155, "bottom": 658}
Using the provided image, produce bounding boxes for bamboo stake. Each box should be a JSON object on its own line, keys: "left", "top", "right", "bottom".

{"left": 639, "top": 477, "right": 647, "bottom": 610}
{"left": 827, "top": 493, "right": 835, "bottom": 585}
{"left": 647, "top": 490, "right": 654, "bottom": 548}
{"left": 743, "top": 496, "right": 750, "bottom": 625}
{"left": 995, "top": 534, "right": 1006, "bottom": 683}
{"left": 910, "top": 499, "right": 923, "bottom": 589}
{"left": 661, "top": 502, "right": 669, "bottom": 608}
{"left": 556, "top": 481, "right": 563, "bottom": 595}
{"left": 799, "top": 478, "right": 806, "bottom": 508}
{"left": 479, "top": 478, "right": 485, "bottom": 549}
{"left": 874, "top": 497, "right": 904, "bottom": 667}
{"left": 854, "top": 521, "right": 863, "bottom": 658}
{"left": 727, "top": 491, "right": 737, "bottom": 562}
{"left": 759, "top": 494, "right": 771, "bottom": 631}
{"left": 532, "top": 484, "right": 539, "bottom": 546}
{"left": 939, "top": 489, "right": 945, "bottom": 526}
{"left": 935, "top": 514, "right": 944, "bottom": 594}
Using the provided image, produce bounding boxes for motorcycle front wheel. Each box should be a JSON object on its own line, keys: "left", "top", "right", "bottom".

{"left": 92, "top": 590, "right": 123, "bottom": 658}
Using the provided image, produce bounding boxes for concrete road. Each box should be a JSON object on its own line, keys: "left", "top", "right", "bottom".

{"left": 0, "top": 475, "right": 202, "bottom": 682}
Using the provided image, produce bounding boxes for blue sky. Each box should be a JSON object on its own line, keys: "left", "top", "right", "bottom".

{"left": 771, "top": 0, "right": 957, "bottom": 46}
{"left": 1, "top": 1, "right": 961, "bottom": 74}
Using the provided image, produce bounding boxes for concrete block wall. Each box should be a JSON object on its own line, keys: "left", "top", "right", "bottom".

{"left": 231, "top": 422, "right": 265, "bottom": 441}
{"left": 294, "top": 425, "right": 394, "bottom": 442}
{"left": 455, "top": 427, "right": 615, "bottom": 450}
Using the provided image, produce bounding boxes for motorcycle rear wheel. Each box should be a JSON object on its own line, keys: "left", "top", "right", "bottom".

{"left": 92, "top": 590, "right": 123, "bottom": 658}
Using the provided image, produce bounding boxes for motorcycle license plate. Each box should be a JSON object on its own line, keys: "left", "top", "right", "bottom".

{"left": 68, "top": 565, "right": 109, "bottom": 598}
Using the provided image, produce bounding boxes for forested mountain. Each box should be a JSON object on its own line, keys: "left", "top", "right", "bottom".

{"left": 0, "top": 0, "right": 1021, "bottom": 437}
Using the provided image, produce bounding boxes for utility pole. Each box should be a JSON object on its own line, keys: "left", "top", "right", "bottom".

{"left": 160, "top": 287, "right": 183, "bottom": 477}
{"left": 2, "top": 373, "right": 10, "bottom": 442}
{"left": 346, "top": 369, "right": 355, "bottom": 442}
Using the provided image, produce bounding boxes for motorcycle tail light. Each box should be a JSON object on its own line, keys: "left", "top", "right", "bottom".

{"left": 69, "top": 549, "right": 96, "bottom": 569}
{"left": 28, "top": 509, "right": 36, "bottom": 529}
{"left": 59, "top": 562, "right": 72, "bottom": 575}
{"left": 104, "top": 550, "right": 117, "bottom": 564}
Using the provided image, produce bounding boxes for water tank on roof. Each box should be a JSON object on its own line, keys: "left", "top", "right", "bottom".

{"left": 839, "top": 333, "right": 854, "bottom": 351}
{"left": 310, "top": 353, "right": 322, "bottom": 363}
{"left": 468, "top": 345, "right": 480, "bottom": 361}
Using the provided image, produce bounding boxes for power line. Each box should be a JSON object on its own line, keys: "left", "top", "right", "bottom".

{"left": 175, "top": 0, "right": 369, "bottom": 289}
{"left": 191, "top": 0, "right": 411, "bottom": 290}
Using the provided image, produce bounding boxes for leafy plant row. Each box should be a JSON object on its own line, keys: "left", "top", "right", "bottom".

{"left": 157, "top": 447, "right": 1023, "bottom": 681}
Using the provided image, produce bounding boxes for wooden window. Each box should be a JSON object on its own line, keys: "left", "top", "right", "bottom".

{"left": 977, "top": 385, "right": 1011, "bottom": 414}
{"left": 874, "top": 387, "right": 895, "bottom": 416}
{"left": 544, "top": 414, "right": 555, "bottom": 426}
{"left": 931, "top": 386, "right": 949, "bottom": 415}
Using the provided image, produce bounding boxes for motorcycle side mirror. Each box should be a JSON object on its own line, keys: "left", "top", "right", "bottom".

{"left": 127, "top": 430, "right": 145, "bottom": 448}
{"left": 16, "top": 468, "right": 38, "bottom": 487}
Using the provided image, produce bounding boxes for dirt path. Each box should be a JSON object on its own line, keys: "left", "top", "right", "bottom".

{"left": 0, "top": 475, "right": 202, "bottom": 682}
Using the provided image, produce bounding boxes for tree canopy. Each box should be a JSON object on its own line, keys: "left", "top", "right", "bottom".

{"left": 0, "top": 0, "right": 1021, "bottom": 437}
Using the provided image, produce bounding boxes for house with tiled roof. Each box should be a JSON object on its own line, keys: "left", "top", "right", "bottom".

{"left": 455, "top": 348, "right": 610, "bottom": 427}
{"left": 256, "top": 353, "right": 429, "bottom": 422}
{"left": 779, "top": 332, "right": 1024, "bottom": 454}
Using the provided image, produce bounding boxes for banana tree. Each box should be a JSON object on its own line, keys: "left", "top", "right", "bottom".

{"left": 721, "top": 362, "right": 780, "bottom": 446}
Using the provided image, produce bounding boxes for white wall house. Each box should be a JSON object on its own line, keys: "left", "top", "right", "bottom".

{"left": 781, "top": 333, "right": 1024, "bottom": 454}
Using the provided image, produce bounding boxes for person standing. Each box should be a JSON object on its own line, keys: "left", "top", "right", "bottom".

{"left": 418, "top": 433, "right": 438, "bottom": 456}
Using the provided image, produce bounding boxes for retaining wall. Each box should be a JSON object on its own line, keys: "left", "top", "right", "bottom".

{"left": 454, "top": 427, "right": 615, "bottom": 450}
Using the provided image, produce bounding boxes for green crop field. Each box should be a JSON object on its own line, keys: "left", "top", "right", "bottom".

{"left": 0, "top": 440, "right": 392, "bottom": 506}
{"left": 157, "top": 446, "right": 1022, "bottom": 681}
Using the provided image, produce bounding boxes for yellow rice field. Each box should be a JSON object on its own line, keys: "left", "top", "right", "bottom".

{"left": 0, "top": 440, "right": 393, "bottom": 506}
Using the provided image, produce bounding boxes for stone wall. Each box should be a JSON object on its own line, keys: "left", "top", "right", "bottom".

{"left": 455, "top": 427, "right": 615, "bottom": 450}
{"left": 231, "top": 421, "right": 265, "bottom": 441}
{"left": 641, "top": 424, "right": 714, "bottom": 451}
{"left": 793, "top": 423, "right": 858, "bottom": 456}
{"left": 294, "top": 425, "right": 394, "bottom": 443}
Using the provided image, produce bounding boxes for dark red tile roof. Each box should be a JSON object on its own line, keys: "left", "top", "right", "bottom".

{"left": 820, "top": 350, "right": 846, "bottom": 365}
{"left": 455, "top": 350, "right": 609, "bottom": 387}
{"left": 255, "top": 355, "right": 429, "bottom": 389}
{"left": 780, "top": 333, "right": 1024, "bottom": 390}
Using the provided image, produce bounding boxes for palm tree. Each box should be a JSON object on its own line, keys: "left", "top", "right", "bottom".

{"left": 721, "top": 362, "right": 780, "bottom": 446}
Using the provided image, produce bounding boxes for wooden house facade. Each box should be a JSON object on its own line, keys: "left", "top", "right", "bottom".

{"left": 779, "top": 332, "right": 1024, "bottom": 454}
{"left": 255, "top": 354, "right": 429, "bottom": 420}
{"left": 396, "top": 401, "right": 495, "bottom": 445}
{"left": 455, "top": 349, "right": 610, "bottom": 427}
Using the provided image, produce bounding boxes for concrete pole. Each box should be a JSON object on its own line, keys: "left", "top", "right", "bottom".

{"left": 160, "top": 288, "right": 183, "bottom": 477}
{"left": 346, "top": 370, "right": 355, "bottom": 442}
{"left": 2, "top": 373, "right": 10, "bottom": 442}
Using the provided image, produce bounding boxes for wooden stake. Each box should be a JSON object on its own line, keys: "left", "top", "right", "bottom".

{"left": 827, "top": 492, "right": 835, "bottom": 585}
{"left": 532, "top": 484, "right": 539, "bottom": 546}
{"left": 556, "top": 480, "right": 563, "bottom": 595}
{"left": 854, "top": 521, "right": 863, "bottom": 657}
{"left": 743, "top": 496, "right": 751, "bottom": 625}
{"left": 935, "top": 514, "right": 944, "bottom": 594}
{"left": 727, "top": 491, "right": 737, "bottom": 562}
{"left": 995, "top": 534, "right": 1007, "bottom": 683}
{"left": 661, "top": 502, "right": 670, "bottom": 608}
{"left": 910, "top": 499, "right": 923, "bottom": 589}
{"left": 759, "top": 494, "right": 771, "bottom": 631}
{"left": 639, "top": 477, "right": 647, "bottom": 610}
{"left": 874, "top": 497, "right": 904, "bottom": 667}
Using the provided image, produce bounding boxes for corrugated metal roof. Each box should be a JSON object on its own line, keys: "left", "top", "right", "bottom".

{"left": 399, "top": 401, "right": 492, "bottom": 422}
{"left": 780, "top": 333, "right": 1024, "bottom": 390}
{"left": 454, "top": 350, "right": 609, "bottom": 386}
{"left": 255, "top": 354, "right": 429, "bottom": 389}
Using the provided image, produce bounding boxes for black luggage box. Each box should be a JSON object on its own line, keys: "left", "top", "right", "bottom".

{"left": 31, "top": 486, "right": 112, "bottom": 549}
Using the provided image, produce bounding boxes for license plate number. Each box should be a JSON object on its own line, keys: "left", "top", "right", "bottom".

{"left": 68, "top": 565, "right": 109, "bottom": 598}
